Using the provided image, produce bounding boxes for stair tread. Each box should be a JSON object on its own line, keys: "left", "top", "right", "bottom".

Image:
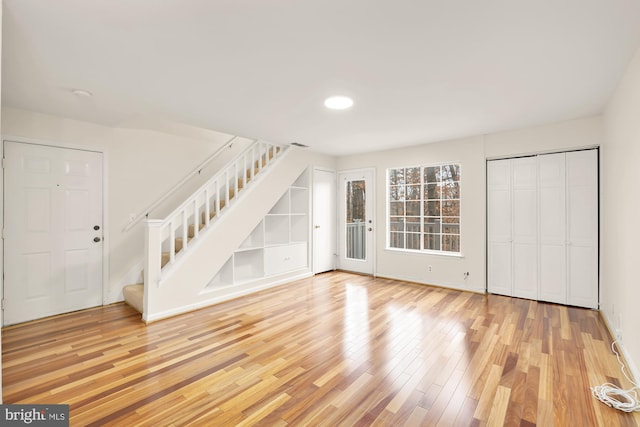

{"left": 123, "top": 283, "right": 144, "bottom": 314}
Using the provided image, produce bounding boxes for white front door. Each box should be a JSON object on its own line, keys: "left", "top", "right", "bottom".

{"left": 338, "top": 169, "right": 374, "bottom": 275}
{"left": 3, "top": 141, "right": 104, "bottom": 325}
{"left": 313, "top": 168, "right": 336, "bottom": 274}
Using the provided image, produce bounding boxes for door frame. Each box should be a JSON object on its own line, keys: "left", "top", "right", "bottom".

{"left": 337, "top": 167, "right": 376, "bottom": 276}
{"left": 1, "top": 136, "right": 110, "bottom": 323}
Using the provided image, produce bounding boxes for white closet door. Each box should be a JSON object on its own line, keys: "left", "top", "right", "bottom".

{"left": 538, "top": 153, "right": 567, "bottom": 304}
{"left": 512, "top": 157, "right": 538, "bottom": 299}
{"left": 487, "top": 159, "right": 512, "bottom": 296}
{"left": 566, "top": 150, "right": 599, "bottom": 308}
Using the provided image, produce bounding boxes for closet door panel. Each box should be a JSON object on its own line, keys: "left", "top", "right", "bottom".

{"left": 512, "top": 157, "right": 537, "bottom": 299}
{"left": 568, "top": 245, "right": 598, "bottom": 307}
{"left": 488, "top": 242, "right": 513, "bottom": 296}
{"left": 566, "top": 150, "right": 598, "bottom": 308}
{"left": 538, "top": 153, "right": 567, "bottom": 304}
{"left": 513, "top": 243, "right": 537, "bottom": 299}
{"left": 487, "top": 159, "right": 512, "bottom": 296}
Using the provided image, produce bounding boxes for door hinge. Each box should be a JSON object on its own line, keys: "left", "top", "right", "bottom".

{"left": 1, "top": 157, "right": 5, "bottom": 169}
{"left": 1, "top": 300, "right": 5, "bottom": 310}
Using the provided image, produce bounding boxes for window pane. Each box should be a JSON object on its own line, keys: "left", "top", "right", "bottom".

{"left": 406, "top": 167, "right": 421, "bottom": 184}
{"left": 425, "top": 200, "right": 441, "bottom": 216}
{"left": 390, "top": 201, "right": 404, "bottom": 216}
{"left": 442, "top": 223, "right": 459, "bottom": 234}
{"left": 389, "top": 186, "right": 405, "bottom": 201}
{"left": 424, "top": 166, "right": 441, "bottom": 183}
{"left": 406, "top": 218, "right": 420, "bottom": 233}
{"left": 425, "top": 183, "right": 441, "bottom": 199}
{"left": 424, "top": 217, "right": 441, "bottom": 234}
{"left": 346, "top": 180, "right": 366, "bottom": 222}
{"left": 443, "top": 234, "right": 460, "bottom": 252}
{"left": 389, "top": 169, "right": 404, "bottom": 186}
{"left": 406, "top": 185, "right": 421, "bottom": 200}
{"left": 406, "top": 233, "right": 421, "bottom": 250}
{"left": 442, "top": 216, "right": 459, "bottom": 224}
{"left": 443, "top": 164, "right": 461, "bottom": 182}
{"left": 442, "top": 200, "right": 459, "bottom": 217}
{"left": 424, "top": 233, "right": 440, "bottom": 251}
{"left": 390, "top": 217, "right": 404, "bottom": 232}
{"left": 406, "top": 201, "right": 420, "bottom": 216}
{"left": 390, "top": 232, "right": 404, "bottom": 248}
{"left": 442, "top": 182, "right": 459, "bottom": 199}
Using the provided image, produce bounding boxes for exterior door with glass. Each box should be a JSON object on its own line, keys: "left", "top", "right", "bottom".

{"left": 338, "top": 169, "right": 374, "bottom": 275}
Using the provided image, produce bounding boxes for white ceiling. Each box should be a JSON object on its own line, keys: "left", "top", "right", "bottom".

{"left": 3, "top": 1, "right": 640, "bottom": 156}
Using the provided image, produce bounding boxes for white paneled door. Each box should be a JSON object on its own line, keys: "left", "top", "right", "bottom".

{"left": 512, "top": 157, "right": 538, "bottom": 300}
{"left": 3, "top": 141, "right": 103, "bottom": 325}
{"left": 538, "top": 153, "right": 567, "bottom": 304}
{"left": 566, "top": 151, "right": 599, "bottom": 308}
{"left": 313, "top": 169, "right": 336, "bottom": 274}
{"left": 487, "top": 159, "right": 513, "bottom": 296}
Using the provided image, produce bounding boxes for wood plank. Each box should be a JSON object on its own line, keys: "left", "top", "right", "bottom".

{"left": 2, "top": 271, "right": 639, "bottom": 425}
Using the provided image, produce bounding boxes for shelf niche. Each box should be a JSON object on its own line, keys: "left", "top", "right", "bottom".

{"left": 207, "top": 168, "right": 310, "bottom": 288}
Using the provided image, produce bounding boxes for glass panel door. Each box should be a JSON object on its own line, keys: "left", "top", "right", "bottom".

{"left": 338, "top": 169, "right": 374, "bottom": 274}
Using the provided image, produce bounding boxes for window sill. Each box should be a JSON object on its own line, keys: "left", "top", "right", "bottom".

{"left": 385, "top": 247, "right": 464, "bottom": 258}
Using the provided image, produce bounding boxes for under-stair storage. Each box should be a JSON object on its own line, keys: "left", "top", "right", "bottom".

{"left": 207, "top": 170, "right": 310, "bottom": 287}
{"left": 128, "top": 141, "right": 313, "bottom": 322}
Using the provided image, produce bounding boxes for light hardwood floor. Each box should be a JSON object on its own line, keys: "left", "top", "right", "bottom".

{"left": 2, "top": 271, "right": 639, "bottom": 426}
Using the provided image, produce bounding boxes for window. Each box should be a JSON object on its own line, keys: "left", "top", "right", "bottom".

{"left": 388, "top": 163, "right": 461, "bottom": 254}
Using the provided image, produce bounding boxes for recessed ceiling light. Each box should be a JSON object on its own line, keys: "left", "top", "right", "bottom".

{"left": 324, "top": 96, "right": 353, "bottom": 110}
{"left": 71, "top": 89, "right": 93, "bottom": 97}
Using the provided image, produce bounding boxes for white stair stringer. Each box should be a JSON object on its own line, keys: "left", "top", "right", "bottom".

{"left": 143, "top": 147, "right": 311, "bottom": 322}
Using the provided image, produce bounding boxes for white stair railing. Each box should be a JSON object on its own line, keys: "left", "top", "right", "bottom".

{"left": 145, "top": 140, "right": 286, "bottom": 288}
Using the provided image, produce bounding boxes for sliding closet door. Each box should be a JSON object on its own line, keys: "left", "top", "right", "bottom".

{"left": 512, "top": 157, "right": 538, "bottom": 300}
{"left": 488, "top": 149, "right": 598, "bottom": 308}
{"left": 487, "top": 160, "right": 512, "bottom": 296}
{"left": 566, "top": 150, "right": 598, "bottom": 308}
{"left": 538, "top": 153, "right": 567, "bottom": 304}
{"left": 487, "top": 159, "right": 513, "bottom": 296}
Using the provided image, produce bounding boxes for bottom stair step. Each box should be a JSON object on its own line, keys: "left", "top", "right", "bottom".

{"left": 123, "top": 284, "right": 144, "bottom": 314}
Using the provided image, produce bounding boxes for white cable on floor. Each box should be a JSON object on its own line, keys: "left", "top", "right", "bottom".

{"left": 591, "top": 340, "right": 640, "bottom": 412}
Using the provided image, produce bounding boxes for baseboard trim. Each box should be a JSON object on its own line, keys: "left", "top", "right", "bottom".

{"left": 600, "top": 310, "right": 640, "bottom": 387}
{"left": 374, "top": 273, "right": 486, "bottom": 295}
{"left": 143, "top": 271, "right": 313, "bottom": 323}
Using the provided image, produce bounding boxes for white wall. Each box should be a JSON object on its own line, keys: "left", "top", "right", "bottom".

{"left": 1, "top": 107, "right": 241, "bottom": 303}
{"left": 337, "top": 115, "right": 603, "bottom": 294}
{"left": 602, "top": 46, "right": 640, "bottom": 381}
{"left": 338, "top": 135, "right": 486, "bottom": 292}
{"left": 0, "top": 0, "right": 4, "bottom": 403}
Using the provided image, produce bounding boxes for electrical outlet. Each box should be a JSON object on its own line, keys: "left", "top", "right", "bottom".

{"left": 427, "top": 265, "right": 432, "bottom": 273}
{"left": 463, "top": 272, "right": 469, "bottom": 279}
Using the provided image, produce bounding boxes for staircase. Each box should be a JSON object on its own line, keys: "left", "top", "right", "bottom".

{"left": 123, "top": 141, "right": 286, "bottom": 317}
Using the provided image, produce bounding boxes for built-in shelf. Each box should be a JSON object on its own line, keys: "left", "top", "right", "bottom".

{"left": 207, "top": 168, "right": 310, "bottom": 287}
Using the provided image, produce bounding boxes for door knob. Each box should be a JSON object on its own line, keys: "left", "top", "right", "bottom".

{"left": 94, "top": 225, "right": 100, "bottom": 231}
{"left": 315, "top": 225, "right": 321, "bottom": 229}
{"left": 368, "top": 228, "right": 373, "bottom": 231}
{"left": 93, "top": 237, "right": 101, "bottom": 242}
